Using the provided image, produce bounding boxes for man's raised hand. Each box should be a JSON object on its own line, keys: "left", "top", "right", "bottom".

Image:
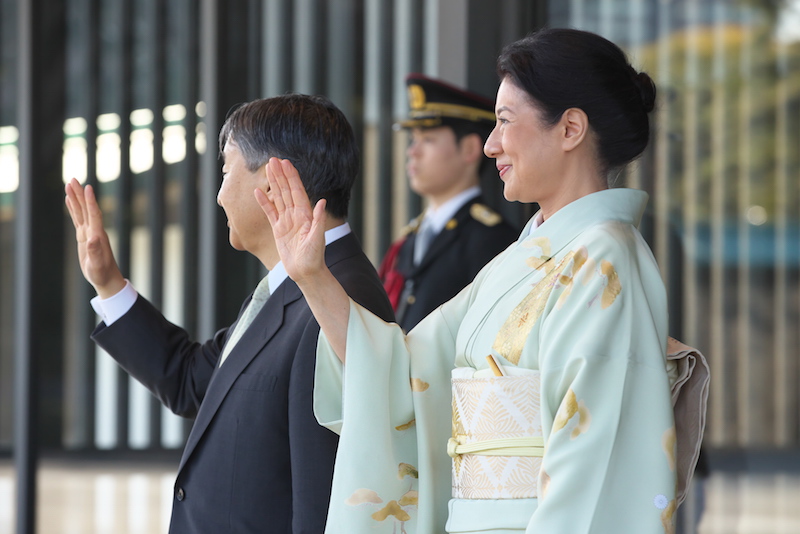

{"left": 64, "top": 178, "right": 126, "bottom": 298}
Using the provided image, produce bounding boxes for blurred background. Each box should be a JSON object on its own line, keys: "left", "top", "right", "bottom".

{"left": 1, "top": 0, "right": 798, "bottom": 532}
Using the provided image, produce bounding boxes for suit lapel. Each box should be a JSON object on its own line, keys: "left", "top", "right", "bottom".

{"left": 177, "top": 281, "right": 301, "bottom": 472}
{"left": 177, "top": 233, "right": 362, "bottom": 472}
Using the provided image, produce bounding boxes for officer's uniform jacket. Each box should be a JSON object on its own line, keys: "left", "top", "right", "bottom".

{"left": 379, "top": 196, "right": 517, "bottom": 331}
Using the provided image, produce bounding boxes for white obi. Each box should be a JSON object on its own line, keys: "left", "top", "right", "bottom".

{"left": 449, "top": 367, "right": 544, "bottom": 500}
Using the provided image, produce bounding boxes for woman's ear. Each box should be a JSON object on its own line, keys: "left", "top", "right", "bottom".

{"left": 560, "top": 108, "right": 589, "bottom": 152}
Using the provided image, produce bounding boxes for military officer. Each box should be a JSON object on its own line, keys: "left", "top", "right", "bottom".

{"left": 379, "top": 74, "right": 518, "bottom": 331}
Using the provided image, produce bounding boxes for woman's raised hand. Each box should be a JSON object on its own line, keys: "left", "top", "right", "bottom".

{"left": 255, "top": 157, "right": 352, "bottom": 360}
{"left": 255, "top": 158, "right": 328, "bottom": 284}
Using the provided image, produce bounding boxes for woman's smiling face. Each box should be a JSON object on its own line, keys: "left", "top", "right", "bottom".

{"left": 483, "top": 77, "right": 562, "bottom": 205}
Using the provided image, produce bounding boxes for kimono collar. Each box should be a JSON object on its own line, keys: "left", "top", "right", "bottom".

{"left": 519, "top": 188, "right": 649, "bottom": 251}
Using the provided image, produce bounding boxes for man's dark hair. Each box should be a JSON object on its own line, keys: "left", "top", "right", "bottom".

{"left": 219, "top": 94, "right": 359, "bottom": 219}
{"left": 497, "top": 27, "right": 657, "bottom": 178}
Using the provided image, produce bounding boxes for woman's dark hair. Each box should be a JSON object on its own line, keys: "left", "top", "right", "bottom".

{"left": 497, "top": 28, "right": 656, "bottom": 177}
{"left": 219, "top": 94, "right": 359, "bottom": 219}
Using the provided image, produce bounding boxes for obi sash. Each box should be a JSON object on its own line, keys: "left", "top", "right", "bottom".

{"left": 449, "top": 369, "right": 544, "bottom": 500}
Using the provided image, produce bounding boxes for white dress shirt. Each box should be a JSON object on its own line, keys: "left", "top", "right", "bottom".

{"left": 417, "top": 186, "right": 481, "bottom": 236}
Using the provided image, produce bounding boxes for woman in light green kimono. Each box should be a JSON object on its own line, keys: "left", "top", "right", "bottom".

{"left": 257, "top": 28, "right": 684, "bottom": 534}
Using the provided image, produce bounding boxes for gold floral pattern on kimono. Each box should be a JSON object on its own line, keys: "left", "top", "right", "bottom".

{"left": 552, "top": 388, "right": 591, "bottom": 439}
{"left": 410, "top": 377, "right": 429, "bottom": 392}
{"left": 524, "top": 236, "right": 553, "bottom": 270}
{"left": 539, "top": 467, "right": 551, "bottom": 499}
{"left": 345, "top": 463, "right": 420, "bottom": 532}
{"left": 522, "top": 235, "right": 552, "bottom": 254}
{"left": 395, "top": 419, "right": 415, "bottom": 431}
{"left": 493, "top": 251, "right": 576, "bottom": 365}
{"left": 662, "top": 426, "right": 677, "bottom": 471}
{"left": 556, "top": 247, "right": 621, "bottom": 311}
{"left": 599, "top": 260, "right": 622, "bottom": 309}
{"left": 555, "top": 247, "right": 589, "bottom": 308}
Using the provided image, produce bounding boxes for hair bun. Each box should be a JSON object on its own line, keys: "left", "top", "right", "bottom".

{"left": 634, "top": 71, "right": 656, "bottom": 113}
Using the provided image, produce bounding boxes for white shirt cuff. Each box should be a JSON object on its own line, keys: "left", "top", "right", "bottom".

{"left": 90, "top": 280, "right": 138, "bottom": 326}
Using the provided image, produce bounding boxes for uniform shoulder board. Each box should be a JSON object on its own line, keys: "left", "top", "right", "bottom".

{"left": 470, "top": 203, "right": 502, "bottom": 227}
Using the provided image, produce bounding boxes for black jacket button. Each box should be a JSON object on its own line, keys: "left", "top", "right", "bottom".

{"left": 176, "top": 487, "right": 185, "bottom": 501}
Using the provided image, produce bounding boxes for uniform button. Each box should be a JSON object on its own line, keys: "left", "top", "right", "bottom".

{"left": 176, "top": 487, "right": 185, "bottom": 501}
{"left": 407, "top": 295, "right": 416, "bottom": 304}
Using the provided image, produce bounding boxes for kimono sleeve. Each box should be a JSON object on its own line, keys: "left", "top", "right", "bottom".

{"left": 313, "top": 300, "right": 412, "bottom": 435}
{"left": 314, "top": 293, "right": 470, "bottom": 534}
{"left": 529, "top": 225, "right": 677, "bottom": 534}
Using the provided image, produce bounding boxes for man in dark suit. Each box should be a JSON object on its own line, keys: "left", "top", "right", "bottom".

{"left": 379, "top": 74, "right": 518, "bottom": 331}
{"left": 65, "top": 94, "right": 394, "bottom": 533}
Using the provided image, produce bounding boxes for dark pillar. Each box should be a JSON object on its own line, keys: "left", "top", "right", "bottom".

{"left": 15, "top": 0, "right": 67, "bottom": 532}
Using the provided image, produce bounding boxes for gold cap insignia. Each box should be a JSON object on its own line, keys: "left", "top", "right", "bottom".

{"left": 408, "top": 84, "right": 426, "bottom": 111}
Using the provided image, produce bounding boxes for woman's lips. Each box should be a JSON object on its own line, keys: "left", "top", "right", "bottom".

{"left": 496, "top": 164, "right": 511, "bottom": 178}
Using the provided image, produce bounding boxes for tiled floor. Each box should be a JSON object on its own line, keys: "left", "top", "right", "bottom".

{"left": 1, "top": 460, "right": 799, "bottom": 533}
{"left": 698, "top": 472, "right": 800, "bottom": 534}
{"left": 1, "top": 458, "right": 176, "bottom": 534}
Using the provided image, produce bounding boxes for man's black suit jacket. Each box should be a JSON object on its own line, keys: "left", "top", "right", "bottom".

{"left": 92, "top": 233, "right": 394, "bottom": 534}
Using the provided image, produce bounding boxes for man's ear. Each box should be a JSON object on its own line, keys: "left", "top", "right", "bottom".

{"left": 560, "top": 108, "right": 589, "bottom": 152}
{"left": 259, "top": 164, "right": 271, "bottom": 193}
{"left": 458, "top": 133, "right": 485, "bottom": 164}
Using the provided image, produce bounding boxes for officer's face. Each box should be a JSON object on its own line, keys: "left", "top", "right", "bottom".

{"left": 406, "top": 127, "right": 473, "bottom": 202}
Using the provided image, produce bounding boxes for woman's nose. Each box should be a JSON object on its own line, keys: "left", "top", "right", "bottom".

{"left": 484, "top": 127, "right": 500, "bottom": 158}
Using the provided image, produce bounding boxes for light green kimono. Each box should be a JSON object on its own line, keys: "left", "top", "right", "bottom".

{"left": 315, "top": 189, "right": 677, "bottom": 533}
